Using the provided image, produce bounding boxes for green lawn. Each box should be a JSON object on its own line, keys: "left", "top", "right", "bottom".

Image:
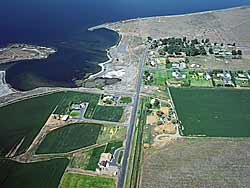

{"left": 151, "top": 71, "right": 170, "bottom": 86}
{"left": 92, "top": 106, "right": 124, "bottom": 122}
{"left": 190, "top": 79, "right": 213, "bottom": 87}
{"left": 36, "top": 123, "right": 101, "bottom": 154}
{"left": 119, "top": 96, "right": 132, "bottom": 104}
{"left": 60, "top": 173, "right": 115, "bottom": 188}
{"left": 70, "top": 111, "right": 81, "bottom": 117}
{"left": 171, "top": 88, "right": 250, "bottom": 137}
{"left": 0, "top": 92, "right": 63, "bottom": 157}
{"left": 0, "top": 158, "right": 68, "bottom": 188}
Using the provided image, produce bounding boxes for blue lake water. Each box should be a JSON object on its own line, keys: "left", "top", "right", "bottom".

{"left": 1, "top": 0, "right": 250, "bottom": 90}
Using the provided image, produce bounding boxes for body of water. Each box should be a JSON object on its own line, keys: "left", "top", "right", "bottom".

{"left": 1, "top": 0, "right": 250, "bottom": 90}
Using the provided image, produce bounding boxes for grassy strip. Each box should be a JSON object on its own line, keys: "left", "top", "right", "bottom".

{"left": 125, "top": 98, "right": 146, "bottom": 188}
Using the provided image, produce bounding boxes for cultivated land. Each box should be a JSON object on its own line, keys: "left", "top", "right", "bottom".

{"left": 92, "top": 105, "right": 124, "bottom": 122}
{"left": 1, "top": 6, "right": 250, "bottom": 188}
{"left": 55, "top": 91, "right": 100, "bottom": 118}
{"left": 60, "top": 173, "right": 115, "bottom": 188}
{"left": 0, "top": 92, "right": 62, "bottom": 157}
{"left": 170, "top": 88, "right": 250, "bottom": 137}
{"left": 36, "top": 123, "right": 101, "bottom": 154}
{"left": 141, "top": 137, "right": 250, "bottom": 188}
{"left": 0, "top": 158, "right": 68, "bottom": 188}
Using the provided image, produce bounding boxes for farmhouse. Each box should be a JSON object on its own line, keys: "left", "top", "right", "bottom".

{"left": 172, "top": 71, "right": 186, "bottom": 79}
{"left": 98, "top": 153, "right": 113, "bottom": 169}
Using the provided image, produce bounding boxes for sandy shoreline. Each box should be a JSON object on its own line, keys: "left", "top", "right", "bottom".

{"left": 88, "top": 6, "right": 249, "bottom": 31}
{"left": 87, "top": 33, "right": 123, "bottom": 80}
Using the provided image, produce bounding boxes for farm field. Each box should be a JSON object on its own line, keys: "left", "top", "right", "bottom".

{"left": 36, "top": 123, "right": 101, "bottom": 154}
{"left": 119, "top": 96, "right": 132, "bottom": 104}
{"left": 141, "top": 137, "right": 250, "bottom": 188}
{"left": 97, "top": 125, "right": 126, "bottom": 144}
{"left": 0, "top": 158, "right": 68, "bottom": 188}
{"left": 170, "top": 88, "right": 250, "bottom": 137}
{"left": 71, "top": 141, "right": 123, "bottom": 171}
{"left": 92, "top": 105, "right": 124, "bottom": 122}
{"left": 60, "top": 173, "right": 115, "bottom": 188}
{"left": 54, "top": 91, "right": 100, "bottom": 118}
{"left": 0, "top": 92, "right": 63, "bottom": 156}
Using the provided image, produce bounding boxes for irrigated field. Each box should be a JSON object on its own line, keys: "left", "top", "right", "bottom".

{"left": 54, "top": 91, "right": 100, "bottom": 118}
{"left": 141, "top": 138, "right": 250, "bottom": 188}
{"left": 0, "top": 93, "right": 63, "bottom": 156}
{"left": 60, "top": 173, "right": 115, "bottom": 188}
{"left": 70, "top": 141, "right": 123, "bottom": 171}
{"left": 0, "top": 158, "right": 68, "bottom": 188}
{"left": 36, "top": 123, "right": 101, "bottom": 154}
{"left": 170, "top": 88, "right": 250, "bottom": 137}
{"left": 92, "top": 105, "right": 124, "bottom": 122}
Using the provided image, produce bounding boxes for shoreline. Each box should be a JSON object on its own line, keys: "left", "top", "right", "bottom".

{"left": 88, "top": 5, "right": 249, "bottom": 31}
{"left": 1, "top": 5, "right": 250, "bottom": 103}
{"left": 86, "top": 32, "right": 123, "bottom": 80}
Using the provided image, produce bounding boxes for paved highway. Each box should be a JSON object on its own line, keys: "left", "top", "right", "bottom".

{"left": 117, "top": 45, "right": 149, "bottom": 188}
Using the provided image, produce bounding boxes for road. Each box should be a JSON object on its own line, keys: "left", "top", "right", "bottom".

{"left": 117, "top": 45, "right": 149, "bottom": 188}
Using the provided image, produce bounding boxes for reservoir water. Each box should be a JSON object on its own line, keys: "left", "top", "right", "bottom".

{"left": 1, "top": 0, "right": 250, "bottom": 90}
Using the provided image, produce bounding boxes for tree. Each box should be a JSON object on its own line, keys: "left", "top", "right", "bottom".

{"left": 199, "top": 46, "right": 207, "bottom": 55}
{"left": 205, "top": 38, "right": 210, "bottom": 43}
{"left": 232, "top": 50, "right": 237, "bottom": 56}
{"left": 145, "top": 102, "right": 152, "bottom": 109}
{"left": 183, "top": 37, "right": 187, "bottom": 43}
{"left": 209, "top": 47, "right": 214, "bottom": 54}
{"left": 191, "top": 39, "right": 199, "bottom": 45}
{"left": 147, "top": 36, "right": 152, "bottom": 41}
{"left": 237, "top": 50, "right": 242, "bottom": 55}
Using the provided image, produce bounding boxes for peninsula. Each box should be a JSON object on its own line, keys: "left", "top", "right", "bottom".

{"left": 0, "top": 43, "right": 56, "bottom": 64}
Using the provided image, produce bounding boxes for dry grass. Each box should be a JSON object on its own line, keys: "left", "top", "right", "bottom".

{"left": 141, "top": 137, "right": 250, "bottom": 188}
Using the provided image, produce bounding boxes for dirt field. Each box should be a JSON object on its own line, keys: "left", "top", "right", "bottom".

{"left": 141, "top": 137, "right": 250, "bottom": 188}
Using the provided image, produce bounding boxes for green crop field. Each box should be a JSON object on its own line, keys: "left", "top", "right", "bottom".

{"left": 60, "top": 173, "right": 115, "bottom": 188}
{"left": 92, "top": 105, "right": 124, "bottom": 122}
{"left": 86, "top": 145, "right": 106, "bottom": 170}
{"left": 36, "top": 123, "right": 101, "bottom": 154}
{"left": 85, "top": 142, "right": 123, "bottom": 171}
{"left": 170, "top": 88, "right": 250, "bottom": 137}
{"left": 54, "top": 91, "right": 100, "bottom": 118}
{"left": 0, "top": 92, "right": 63, "bottom": 156}
{"left": 0, "top": 158, "right": 68, "bottom": 188}
{"left": 119, "top": 96, "right": 132, "bottom": 104}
